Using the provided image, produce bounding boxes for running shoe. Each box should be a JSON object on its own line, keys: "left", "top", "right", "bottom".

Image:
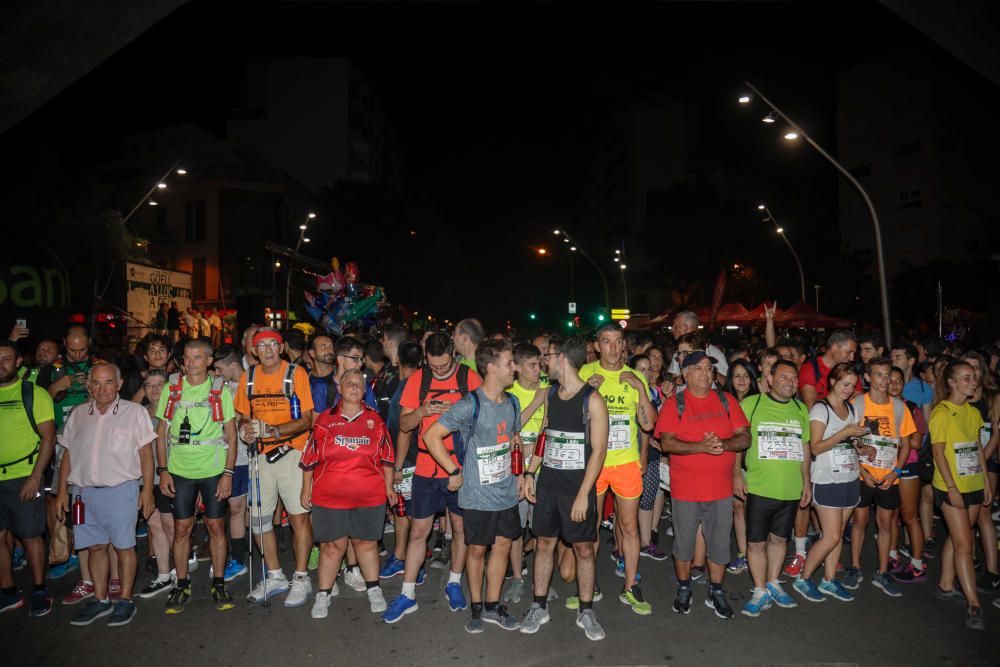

{"left": 792, "top": 576, "right": 825, "bottom": 603}
{"left": 614, "top": 556, "right": 643, "bottom": 583}
{"left": 705, "top": 588, "right": 734, "bottom": 619}
{"left": 935, "top": 586, "right": 966, "bottom": 602}
{"left": 503, "top": 578, "right": 526, "bottom": 604}
{"left": 368, "top": 587, "right": 388, "bottom": 613}
{"left": 872, "top": 571, "right": 902, "bottom": 597}
{"left": 382, "top": 594, "right": 418, "bottom": 623}
{"left": 311, "top": 591, "right": 332, "bottom": 619}
{"left": 766, "top": 581, "right": 797, "bottom": 608}
{"left": 380, "top": 555, "right": 405, "bottom": 579}
{"left": 975, "top": 571, "right": 1000, "bottom": 594}
{"left": 108, "top": 578, "right": 122, "bottom": 601}
{"left": 212, "top": 582, "right": 235, "bottom": 610}
{"left": 62, "top": 580, "right": 95, "bottom": 605}
{"left": 465, "top": 611, "right": 485, "bottom": 634}
{"left": 741, "top": 589, "right": 772, "bottom": 617}
{"left": 609, "top": 549, "right": 622, "bottom": 564}
{"left": 519, "top": 602, "right": 551, "bottom": 634}
{"left": 139, "top": 577, "right": 173, "bottom": 599}
{"left": 343, "top": 566, "right": 366, "bottom": 592}
{"left": 165, "top": 584, "right": 192, "bottom": 614}
{"left": 895, "top": 563, "right": 927, "bottom": 584}
{"left": 308, "top": 546, "right": 320, "bottom": 571}
{"left": 923, "top": 537, "right": 936, "bottom": 558}
{"left": 482, "top": 604, "right": 520, "bottom": 630}
{"left": 46, "top": 554, "right": 79, "bottom": 580}
{"left": 818, "top": 578, "right": 854, "bottom": 602}
{"left": 726, "top": 554, "right": 748, "bottom": 575}
{"left": 565, "top": 585, "right": 602, "bottom": 609}
{"left": 994, "top": 597, "right": 1000, "bottom": 610}
{"left": 70, "top": 599, "right": 113, "bottom": 626}
{"left": 640, "top": 544, "right": 668, "bottom": 561}
{"left": 107, "top": 599, "right": 137, "bottom": 626}
{"left": 0, "top": 589, "right": 24, "bottom": 613}
{"left": 965, "top": 606, "right": 984, "bottom": 631}
{"left": 619, "top": 586, "right": 652, "bottom": 615}
{"left": 416, "top": 567, "right": 426, "bottom": 586}
{"left": 285, "top": 573, "right": 312, "bottom": 607}
{"left": 841, "top": 566, "right": 863, "bottom": 590}
{"left": 223, "top": 558, "right": 248, "bottom": 581}
{"left": 28, "top": 588, "right": 52, "bottom": 618}
{"left": 378, "top": 540, "right": 388, "bottom": 557}
{"left": 136, "top": 523, "right": 148, "bottom": 538}
{"left": 888, "top": 555, "right": 902, "bottom": 574}
{"left": 384, "top": 519, "right": 395, "bottom": 534}
{"left": 782, "top": 554, "right": 805, "bottom": 578}
{"left": 688, "top": 565, "right": 706, "bottom": 584}
{"left": 672, "top": 586, "right": 692, "bottom": 614}
{"left": 11, "top": 547, "right": 25, "bottom": 571}
{"left": 247, "top": 573, "right": 290, "bottom": 603}
{"left": 445, "top": 582, "right": 467, "bottom": 611}
{"left": 576, "top": 609, "right": 606, "bottom": 641}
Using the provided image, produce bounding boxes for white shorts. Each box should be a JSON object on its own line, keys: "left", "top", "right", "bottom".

{"left": 250, "top": 449, "right": 307, "bottom": 533}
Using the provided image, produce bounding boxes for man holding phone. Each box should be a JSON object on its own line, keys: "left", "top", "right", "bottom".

{"left": 36, "top": 326, "right": 101, "bottom": 433}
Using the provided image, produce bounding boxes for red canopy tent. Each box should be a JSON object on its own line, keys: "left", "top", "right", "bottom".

{"left": 714, "top": 303, "right": 749, "bottom": 325}
{"left": 645, "top": 306, "right": 711, "bottom": 328}
{"left": 731, "top": 302, "right": 781, "bottom": 324}
{"left": 774, "top": 301, "right": 853, "bottom": 329}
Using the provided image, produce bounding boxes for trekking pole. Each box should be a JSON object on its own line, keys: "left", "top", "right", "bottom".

{"left": 252, "top": 445, "right": 269, "bottom": 607}
{"left": 245, "top": 438, "right": 255, "bottom": 603}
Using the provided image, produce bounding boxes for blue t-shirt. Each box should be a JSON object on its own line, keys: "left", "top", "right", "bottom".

{"left": 436, "top": 388, "right": 521, "bottom": 512}
{"left": 903, "top": 378, "right": 934, "bottom": 407}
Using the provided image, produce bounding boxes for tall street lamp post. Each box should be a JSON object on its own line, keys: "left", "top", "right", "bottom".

{"left": 554, "top": 227, "right": 610, "bottom": 313}
{"left": 284, "top": 212, "right": 316, "bottom": 329}
{"left": 758, "top": 203, "right": 806, "bottom": 302}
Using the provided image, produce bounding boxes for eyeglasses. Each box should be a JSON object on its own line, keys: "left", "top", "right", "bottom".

{"left": 338, "top": 354, "right": 363, "bottom": 363}
{"left": 255, "top": 341, "right": 280, "bottom": 350}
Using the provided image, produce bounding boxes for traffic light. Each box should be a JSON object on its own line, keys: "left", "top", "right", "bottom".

{"left": 529, "top": 313, "right": 537, "bottom": 320}
{"left": 566, "top": 320, "right": 574, "bottom": 328}
{"left": 597, "top": 314, "right": 605, "bottom": 322}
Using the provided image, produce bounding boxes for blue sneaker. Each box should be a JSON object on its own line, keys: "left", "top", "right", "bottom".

{"left": 792, "top": 576, "right": 825, "bottom": 603}
{"left": 380, "top": 555, "right": 405, "bottom": 579}
{"left": 445, "top": 582, "right": 467, "bottom": 611}
{"left": 0, "top": 589, "right": 24, "bottom": 613}
{"left": 818, "top": 578, "right": 854, "bottom": 602}
{"left": 12, "top": 547, "right": 25, "bottom": 572}
{"left": 614, "top": 557, "right": 642, "bottom": 583}
{"left": 741, "top": 589, "right": 772, "bottom": 617}
{"left": 136, "top": 523, "right": 148, "bottom": 538}
{"left": 223, "top": 558, "right": 247, "bottom": 582}
{"left": 382, "top": 594, "right": 418, "bottom": 623}
{"left": 416, "top": 568, "right": 426, "bottom": 585}
{"left": 766, "top": 582, "right": 798, "bottom": 608}
{"left": 47, "top": 554, "right": 79, "bottom": 580}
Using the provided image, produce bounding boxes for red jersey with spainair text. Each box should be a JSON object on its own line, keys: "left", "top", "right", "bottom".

{"left": 300, "top": 407, "right": 394, "bottom": 509}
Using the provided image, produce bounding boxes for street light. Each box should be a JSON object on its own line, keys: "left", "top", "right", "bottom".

{"left": 284, "top": 212, "right": 317, "bottom": 327}
{"left": 537, "top": 248, "right": 547, "bottom": 255}
{"left": 783, "top": 131, "right": 799, "bottom": 141}
{"left": 740, "top": 80, "right": 892, "bottom": 346}
{"left": 553, "top": 227, "right": 610, "bottom": 311}
{"left": 616, "top": 244, "right": 629, "bottom": 311}
{"left": 123, "top": 157, "right": 186, "bottom": 224}
{"left": 758, "top": 203, "right": 806, "bottom": 302}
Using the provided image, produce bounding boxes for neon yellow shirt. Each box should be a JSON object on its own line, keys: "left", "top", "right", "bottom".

{"left": 506, "top": 379, "right": 548, "bottom": 447}
{"left": 578, "top": 361, "right": 649, "bottom": 466}
{"left": 930, "top": 400, "right": 985, "bottom": 493}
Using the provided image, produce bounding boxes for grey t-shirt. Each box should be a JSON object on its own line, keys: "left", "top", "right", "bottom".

{"left": 437, "top": 388, "right": 521, "bottom": 511}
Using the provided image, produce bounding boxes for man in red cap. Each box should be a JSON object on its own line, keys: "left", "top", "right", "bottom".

{"left": 233, "top": 327, "right": 315, "bottom": 607}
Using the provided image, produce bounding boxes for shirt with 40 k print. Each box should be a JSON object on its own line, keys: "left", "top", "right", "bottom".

{"left": 578, "top": 361, "right": 649, "bottom": 467}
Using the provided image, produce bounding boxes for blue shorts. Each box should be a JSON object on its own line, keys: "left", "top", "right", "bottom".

{"left": 231, "top": 465, "right": 249, "bottom": 498}
{"left": 410, "top": 476, "right": 462, "bottom": 520}
{"left": 74, "top": 481, "right": 139, "bottom": 550}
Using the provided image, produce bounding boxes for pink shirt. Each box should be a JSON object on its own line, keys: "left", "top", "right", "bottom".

{"left": 59, "top": 399, "right": 156, "bottom": 488}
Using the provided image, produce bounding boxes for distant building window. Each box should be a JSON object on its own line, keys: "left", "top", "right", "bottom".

{"left": 192, "top": 257, "right": 207, "bottom": 300}
{"left": 849, "top": 164, "right": 871, "bottom": 178}
{"left": 895, "top": 142, "right": 921, "bottom": 159}
{"left": 897, "top": 189, "right": 922, "bottom": 210}
{"left": 184, "top": 200, "right": 207, "bottom": 242}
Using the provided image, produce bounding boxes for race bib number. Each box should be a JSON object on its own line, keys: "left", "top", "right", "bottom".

{"left": 396, "top": 466, "right": 415, "bottom": 499}
{"left": 608, "top": 414, "right": 632, "bottom": 451}
{"left": 659, "top": 459, "right": 670, "bottom": 491}
{"left": 980, "top": 423, "right": 992, "bottom": 449}
{"left": 861, "top": 434, "right": 898, "bottom": 470}
{"left": 757, "top": 422, "right": 804, "bottom": 461}
{"left": 542, "top": 429, "right": 586, "bottom": 471}
{"left": 476, "top": 440, "right": 511, "bottom": 485}
{"left": 954, "top": 441, "right": 982, "bottom": 477}
{"left": 829, "top": 442, "right": 859, "bottom": 474}
{"left": 520, "top": 431, "right": 539, "bottom": 448}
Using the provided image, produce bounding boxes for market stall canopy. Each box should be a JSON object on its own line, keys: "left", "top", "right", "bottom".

{"left": 774, "top": 301, "right": 853, "bottom": 329}
{"left": 715, "top": 303, "right": 749, "bottom": 325}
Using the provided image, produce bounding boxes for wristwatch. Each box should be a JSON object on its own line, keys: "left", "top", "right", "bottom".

{"left": 448, "top": 467, "right": 462, "bottom": 477}
{"left": 524, "top": 471, "right": 536, "bottom": 479}
{"left": 156, "top": 466, "right": 168, "bottom": 475}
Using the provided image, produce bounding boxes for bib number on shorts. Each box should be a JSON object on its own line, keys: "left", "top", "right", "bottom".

{"left": 608, "top": 414, "right": 632, "bottom": 451}
{"left": 757, "top": 422, "right": 804, "bottom": 461}
{"left": 542, "top": 430, "right": 586, "bottom": 471}
{"left": 954, "top": 441, "right": 982, "bottom": 477}
{"left": 476, "top": 440, "right": 511, "bottom": 485}
{"left": 396, "top": 466, "right": 415, "bottom": 499}
{"left": 861, "top": 434, "right": 898, "bottom": 470}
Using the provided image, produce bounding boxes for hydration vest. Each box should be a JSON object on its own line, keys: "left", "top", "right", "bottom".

{"left": 163, "top": 373, "right": 228, "bottom": 448}
{"left": 245, "top": 363, "right": 300, "bottom": 446}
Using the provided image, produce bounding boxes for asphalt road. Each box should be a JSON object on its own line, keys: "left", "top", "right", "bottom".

{"left": 5, "top": 514, "right": 996, "bottom": 667}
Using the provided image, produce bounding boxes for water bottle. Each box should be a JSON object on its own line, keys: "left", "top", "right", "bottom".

{"left": 179, "top": 415, "right": 191, "bottom": 445}
{"left": 290, "top": 392, "right": 301, "bottom": 420}
{"left": 511, "top": 443, "right": 524, "bottom": 475}
{"left": 534, "top": 431, "right": 547, "bottom": 459}
{"left": 72, "top": 495, "right": 85, "bottom": 526}
{"left": 394, "top": 492, "right": 407, "bottom": 518}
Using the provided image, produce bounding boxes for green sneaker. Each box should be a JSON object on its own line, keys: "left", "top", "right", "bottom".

{"left": 308, "top": 546, "right": 320, "bottom": 572}
{"left": 212, "top": 582, "right": 235, "bottom": 611}
{"left": 619, "top": 585, "right": 652, "bottom": 615}
{"left": 564, "top": 585, "right": 602, "bottom": 610}
{"left": 165, "top": 585, "right": 191, "bottom": 614}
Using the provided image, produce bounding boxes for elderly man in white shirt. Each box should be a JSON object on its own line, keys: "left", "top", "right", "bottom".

{"left": 56, "top": 364, "right": 156, "bottom": 628}
{"left": 668, "top": 311, "right": 729, "bottom": 381}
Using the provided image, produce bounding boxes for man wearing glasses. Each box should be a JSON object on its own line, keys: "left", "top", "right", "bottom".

{"left": 233, "top": 328, "right": 315, "bottom": 607}
{"left": 315, "top": 336, "right": 377, "bottom": 414}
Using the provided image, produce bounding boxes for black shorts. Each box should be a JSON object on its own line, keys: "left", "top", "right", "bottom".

{"left": 0, "top": 477, "right": 46, "bottom": 539}
{"left": 532, "top": 489, "right": 597, "bottom": 544}
{"left": 153, "top": 486, "right": 174, "bottom": 515}
{"left": 858, "top": 483, "right": 901, "bottom": 510}
{"left": 171, "top": 473, "right": 226, "bottom": 520}
{"left": 463, "top": 506, "right": 522, "bottom": 546}
{"left": 934, "top": 488, "right": 986, "bottom": 509}
{"left": 745, "top": 494, "right": 797, "bottom": 543}
{"left": 410, "top": 475, "right": 462, "bottom": 520}
{"left": 312, "top": 504, "right": 384, "bottom": 542}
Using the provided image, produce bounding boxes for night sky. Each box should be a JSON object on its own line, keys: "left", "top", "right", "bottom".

{"left": 2, "top": 1, "right": 960, "bottom": 329}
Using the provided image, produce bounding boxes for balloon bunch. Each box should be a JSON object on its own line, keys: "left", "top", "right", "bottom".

{"left": 303, "top": 257, "right": 387, "bottom": 336}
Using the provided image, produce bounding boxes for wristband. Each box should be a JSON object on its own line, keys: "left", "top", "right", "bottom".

{"left": 448, "top": 467, "right": 462, "bottom": 477}
{"left": 222, "top": 468, "right": 235, "bottom": 476}
{"left": 394, "top": 467, "right": 403, "bottom": 473}
{"left": 156, "top": 466, "right": 168, "bottom": 475}
{"left": 524, "top": 471, "right": 536, "bottom": 479}
{"left": 892, "top": 467, "right": 902, "bottom": 476}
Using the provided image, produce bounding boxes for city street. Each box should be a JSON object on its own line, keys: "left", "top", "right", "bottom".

{"left": 5, "top": 516, "right": 994, "bottom": 666}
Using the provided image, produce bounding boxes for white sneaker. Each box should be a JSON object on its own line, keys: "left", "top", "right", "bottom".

{"left": 247, "top": 573, "right": 290, "bottom": 603}
{"left": 343, "top": 566, "right": 366, "bottom": 592}
{"left": 285, "top": 573, "right": 312, "bottom": 607}
{"left": 311, "top": 591, "right": 332, "bottom": 619}
{"left": 368, "top": 586, "right": 387, "bottom": 613}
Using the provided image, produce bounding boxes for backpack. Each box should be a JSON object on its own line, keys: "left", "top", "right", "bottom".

{"left": 453, "top": 390, "right": 521, "bottom": 469}
{"left": 247, "top": 363, "right": 299, "bottom": 403}
{"left": 163, "top": 373, "right": 227, "bottom": 423}
{"left": 851, "top": 394, "right": 906, "bottom": 439}
{"left": 415, "top": 365, "right": 474, "bottom": 466}
{"left": 676, "top": 387, "right": 731, "bottom": 420}
{"left": 0, "top": 381, "right": 41, "bottom": 475}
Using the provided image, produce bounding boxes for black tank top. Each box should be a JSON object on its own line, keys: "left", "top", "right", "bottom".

{"left": 540, "top": 385, "right": 592, "bottom": 496}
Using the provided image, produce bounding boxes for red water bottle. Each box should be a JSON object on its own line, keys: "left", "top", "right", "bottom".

{"left": 394, "top": 493, "right": 407, "bottom": 518}
{"left": 72, "top": 495, "right": 85, "bottom": 526}
{"left": 511, "top": 443, "right": 524, "bottom": 475}
{"left": 534, "top": 431, "right": 547, "bottom": 459}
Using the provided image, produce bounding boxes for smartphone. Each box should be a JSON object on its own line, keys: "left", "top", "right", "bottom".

{"left": 16, "top": 318, "right": 27, "bottom": 328}
{"left": 430, "top": 400, "right": 447, "bottom": 406}
{"left": 864, "top": 417, "right": 880, "bottom": 435}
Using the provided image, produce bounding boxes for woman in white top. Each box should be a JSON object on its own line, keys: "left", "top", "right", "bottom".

{"left": 792, "top": 362, "right": 868, "bottom": 604}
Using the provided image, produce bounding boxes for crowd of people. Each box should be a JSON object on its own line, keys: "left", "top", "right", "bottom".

{"left": 1, "top": 309, "right": 998, "bottom": 638}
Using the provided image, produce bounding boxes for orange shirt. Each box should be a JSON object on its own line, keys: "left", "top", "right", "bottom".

{"left": 234, "top": 361, "right": 314, "bottom": 452}
{"left": 400, "top": 365, "right": 482, "bottom": 478}
{"left": 858, "top": 394, "right": 917, "bottom": 484}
